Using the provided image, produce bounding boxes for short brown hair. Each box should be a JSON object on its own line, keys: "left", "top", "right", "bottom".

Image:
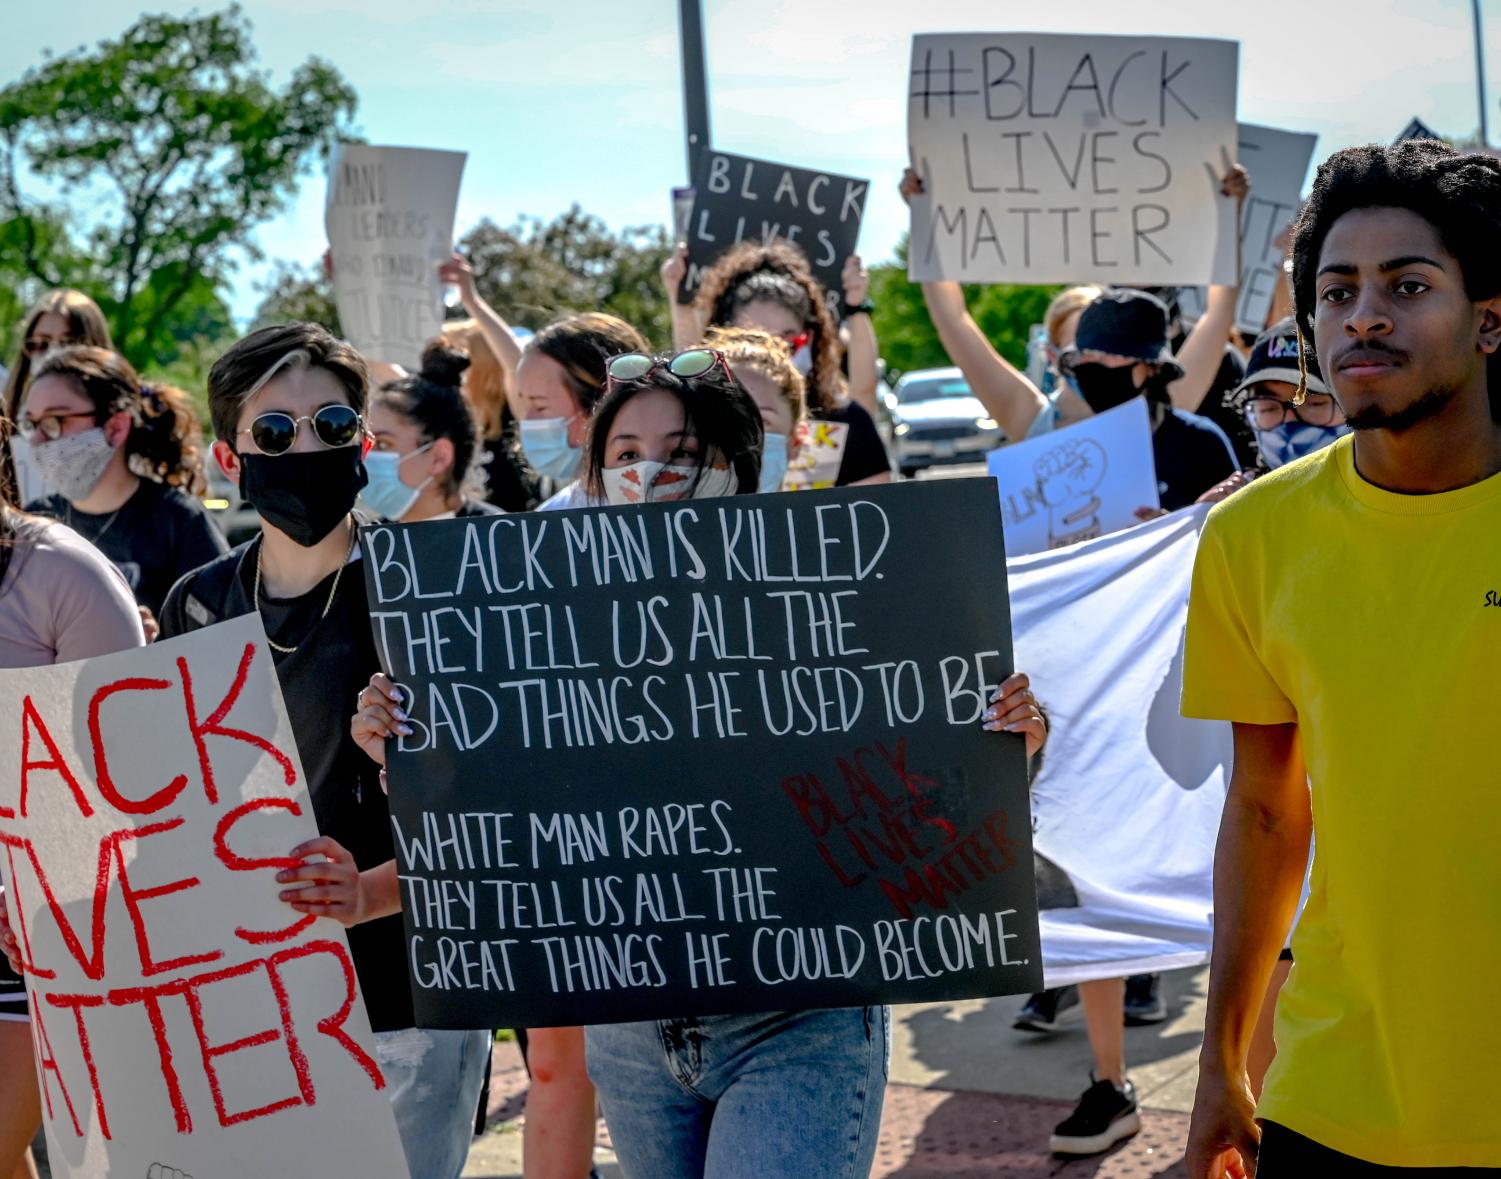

{"left": 207, "top": 323, "right": 368, "bottom": 444}
{"left": 704, "top": 327, "right": 807, "bottom": 427}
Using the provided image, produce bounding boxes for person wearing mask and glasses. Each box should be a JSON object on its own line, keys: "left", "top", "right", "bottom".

{"left": 19, "top": 347, "right": 226, "bottom": 628}
{"left": 155, "top": 324, "right": 488, "bottom": 1179}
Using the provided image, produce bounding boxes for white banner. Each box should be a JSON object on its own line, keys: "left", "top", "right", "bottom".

{"left": 0, "top": 615, "right": 409, "bottom": 1179}
{"left": 907, "top": 32, "right": 1240, "bottom": 286}
{"left": 325, "top": 143, "right": 467, "bottom": 370}
{"left": 1009, "top": 507, "right": 1231, "bottom": 985}
{"left": 1178, "top": 123, "right": 1316, "bottom": 333}
{"left": 987, "top": 397, "right": 1159, "bottom": 556}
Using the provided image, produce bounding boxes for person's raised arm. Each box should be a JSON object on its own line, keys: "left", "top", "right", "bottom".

{"left": 900, "top": 169, "right": 1047, "bottom": 441}
{"left": 439, "top": 253, "right": 525, "bottom": 389}
{"left": 840, "top": 254, "right": 881, "bottom": 418}
{"left": 1186, "top": 721, "right": 1312, "bottom": 1179}
{"left": 1169, "top": 164, "right": 1250, "bottom": 413}
{"left": 661, "top": 243, "right": 706, "bottom": 351}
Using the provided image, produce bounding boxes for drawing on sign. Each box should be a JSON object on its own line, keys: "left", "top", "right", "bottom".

{"left": 361, "top": 480, "right": 1041, "bottom": 1030}
{"left": 1036, "top": 438, "right": 1109, "bottom": 548}
{"left": 782, "top": 420, "right": 849, "bottom": 491}
{"left": 906, "top": 33, "right": 1240, "bottom": 286}
{"left": 0, "top": 615, "right": 409, "bottom": 1179}
{"left": 681, "top": 151, "right": 869, "bottom": 310}
{"left": 986, "top": 397, "right": 1157, "bottom": 557}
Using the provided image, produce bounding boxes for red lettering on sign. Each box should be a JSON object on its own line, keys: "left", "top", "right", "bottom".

{"left": 17, "top": 695, "right": 92, "bottom": 820}
{"left": 29, "top": 1000, "right": 83, "bottom": 1136}
{"left": 88, "top": 677, "right": 189, "bottom": 816}
{"left": 107, "top": 980, "right": 193, "bottom": 1133}
{"left": 213, "top": 797, "right": 317, "bottom": 945}
{"left": 44, "top": 992, "right": 111, "bottom": 1140}
{"left": 183, "top": 958, "right": 304, "bottom": 1127}
{"left": 113, "top": 819, "right": 221, "bottom": 977}
{"left": 180, "top": 645, "right": 297, "bottom": 805}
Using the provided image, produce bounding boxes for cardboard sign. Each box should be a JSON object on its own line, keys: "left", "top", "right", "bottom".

{"left": 985, "top": 398, "right": 1158, "bottom": 556}
{"left": 1176, "top": 123, "right": 1316, "bottom": 333}
{"left": 680, "top": 150, "right": 869, "bottom": 309}
{"left": 782, "top": 420, "right": 850, "bottom": 491}
{"left": 361, "top": 480, "right": 1041, "bottom": 1029}
{"left": 0, "top": 616, "right": 408, "bottom": 1179}
{"left": 907, "top": 33, "right": 1240, "bottom": 286}
{"left": 325, "top": 143, "right": 467, "bottom": 370}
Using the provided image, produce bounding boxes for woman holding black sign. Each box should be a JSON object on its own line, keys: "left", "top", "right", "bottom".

{"left": 351, "top": 348, "right": 1047, "bottom": 1179}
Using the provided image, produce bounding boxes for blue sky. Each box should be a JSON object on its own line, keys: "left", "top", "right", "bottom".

{"left": 5, "top": 0, "right": 1498, "bottom": 323}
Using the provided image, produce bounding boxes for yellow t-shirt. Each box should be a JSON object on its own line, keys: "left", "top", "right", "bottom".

{"left": 1182, "top": 435, "right": 1501, "bottom": 1168}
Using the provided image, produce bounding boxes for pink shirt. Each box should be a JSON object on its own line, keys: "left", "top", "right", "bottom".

{"left": 0, "top": 517, "right": 145, "bottom": 668}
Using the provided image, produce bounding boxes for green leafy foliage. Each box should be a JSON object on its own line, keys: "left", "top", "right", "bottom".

{"left": 0, "top": 5, "right": 356, "bottom": 369}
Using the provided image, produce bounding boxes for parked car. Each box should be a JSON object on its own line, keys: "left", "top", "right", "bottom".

{"left": 203, "top": 464, "right": 261, "bottom": 547}
{"left": 890, "top": 367, "right": 1004, "bottom": 478}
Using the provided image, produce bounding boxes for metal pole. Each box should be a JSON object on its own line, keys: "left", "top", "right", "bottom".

{"left": 1475, "top": 0, "right": 1490, "bottom": 147}
{"left": 678, "top": 0, "right": 712, "bottom": 182}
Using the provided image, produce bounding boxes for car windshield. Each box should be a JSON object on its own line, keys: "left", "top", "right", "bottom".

{"left": 897, "top": 376, "right": 972, "bottom": 404}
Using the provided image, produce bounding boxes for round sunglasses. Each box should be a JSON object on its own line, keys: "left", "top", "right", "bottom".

{"left": 606, "top": 348, "right": 733, "bottom": 387}
{"left": 237, "top": 404, "right": 364, "bottom": 455}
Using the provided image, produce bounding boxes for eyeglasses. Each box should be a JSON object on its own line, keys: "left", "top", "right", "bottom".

{"left": 22, "top": 335, "right": 73, "bottom": 358}
{"left": 237, "top": 404, "right": 364, "bottom": 455}
{"left": 1243, "top": 393, "right": 1341, "bottom": 430}
{"left": 16, "top": 411, "right": 98, "bottom": 442}
{"left": 606, "top": 349, "right": 734, "bottom": 389}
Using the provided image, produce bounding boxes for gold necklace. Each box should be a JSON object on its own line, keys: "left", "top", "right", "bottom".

{"left": 254, "top": 526, "right": 358, "bottom": 655}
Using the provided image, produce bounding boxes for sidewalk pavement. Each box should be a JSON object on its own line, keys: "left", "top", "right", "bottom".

{"left": 462, "top": 967, "right": 1207, "bottom": 1178}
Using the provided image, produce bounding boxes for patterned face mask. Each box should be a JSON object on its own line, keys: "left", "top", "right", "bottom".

{"left": 31, "top": 426, "right": 117, "bottom": 502}
{"left": 1254, "top": 420, "right": 1350, "bottom": 470}
{"left": 602, "top": 461, "right": 738, "bottom": 506}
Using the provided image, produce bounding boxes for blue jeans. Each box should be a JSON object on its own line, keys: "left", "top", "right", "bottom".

{"left": 375, "top": 1027, "right": 491, "bottom": 1179}
{"left": 586, "top": 1007, "right": 889, "bottom": 1179}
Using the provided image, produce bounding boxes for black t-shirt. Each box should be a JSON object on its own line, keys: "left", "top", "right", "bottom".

{"left": 821, "top": 401, "right": 891, "bottom": 485}
{"left": 29, "top": 481, "right": 228, "bottom": 616}
{"left": 1152, "top": 407, "right": 1239, "bottom": 511}
{"left": 159, "top": 539, "right": 415, "bottom": 1033}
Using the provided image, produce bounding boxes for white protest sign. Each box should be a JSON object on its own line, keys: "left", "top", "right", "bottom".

{"left": 782, "top": 420, "right": 849, "bottom": 490}
{"left": 325, "top": 143, "right": 467, "bottom": 370}
{"left": 0, "top": 615, "right": 409, "bottom": 1179}
{"left": 907, "top": 33, "right": 1239, "bottom": 286}
{"left": 985, "top": 397, "right": 1158, "bottom": 556}
{"left": 1177, "top": 123, "right": 1316, "bottom": 333}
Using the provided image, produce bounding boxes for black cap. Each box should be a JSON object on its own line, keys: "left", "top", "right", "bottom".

{"left": 1065, "top": 289, "right": 1184, "bottom": 381}
{"left": 1227, "top": 317, "right": 1329, "bottom": 406}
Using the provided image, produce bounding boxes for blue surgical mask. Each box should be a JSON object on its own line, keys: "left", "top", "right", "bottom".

{"left": 360, "top": 444, "right": 434, "bottom": 521}
{"left": 758, "top": 432, "right": 790, "bottom": 493}
{"left": 1255, "top": 421, "right": 1350, "bottom": 470}
{"left": 520, "top": 415, "right": 583, "bottom": 481}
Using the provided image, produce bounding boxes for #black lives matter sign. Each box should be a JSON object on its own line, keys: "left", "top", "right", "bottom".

{"left": 360, "top": 480, "right": 1041, "bottom": 1029}
{"left": 679, "top": 150, "right": 869, "bottom": 310}
{"left": 907, "top": 32, "right": 1239, "bottom": 286}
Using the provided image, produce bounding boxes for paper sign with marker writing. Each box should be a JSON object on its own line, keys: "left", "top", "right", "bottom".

{"left": 907, "top": 32, "right": 1239, "bottom": 285}
{"left": 782, "top": 420, "right": 849, "bottom": 491}
{"left": 1177, "top": 123, "right": 1316, "bottom": 333}
{"left": 362, "top": 480, "right": 1041, "bottom": 1029}
{"left": 326, "top": 142, "right": 467, "bottom": 370}
{"left": 681, "top": 150, "right": 869, "bottom": 309}
{"left": 0, "top": 615, "right": 409, "bottom": 1179}
{"left": 986, "top": 397, "right": 1158, "bottom": 557}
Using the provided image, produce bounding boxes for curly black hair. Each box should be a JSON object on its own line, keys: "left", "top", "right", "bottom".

{"left": 1290, "top": 140, "right": 1501, "bottom": 416}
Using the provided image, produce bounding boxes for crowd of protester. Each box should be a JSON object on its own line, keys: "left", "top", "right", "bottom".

{"left": 2, "top": 134, "right": 1499, "bottom": 1179}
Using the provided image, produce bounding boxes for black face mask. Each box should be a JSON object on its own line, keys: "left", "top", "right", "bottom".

{"left": 238, "top": 447, "right": 368, "bottom": 548}
{"left": 1069, "top": 363, "right": 1142, "bottom": 414}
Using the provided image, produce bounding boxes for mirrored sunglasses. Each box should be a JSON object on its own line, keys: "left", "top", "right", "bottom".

{"left": 239, "top": 404, "right": 363, "bottom": 455}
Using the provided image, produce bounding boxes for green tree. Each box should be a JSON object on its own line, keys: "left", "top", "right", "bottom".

{"left": 459, "top": 208, "right": 673, "bottom": 348}
{"left": 0, "top": 5, "right": 357, "bottom": 367}
{"left": 870, "top": 235, "right": 1059, "bottom": 378}
{"left": 252, "top": 260, "right": 341, "bottom": 334}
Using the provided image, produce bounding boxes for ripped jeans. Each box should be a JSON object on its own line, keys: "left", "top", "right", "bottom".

{"left": 375, "top": 1027, "right": 491, "bottom": 1179}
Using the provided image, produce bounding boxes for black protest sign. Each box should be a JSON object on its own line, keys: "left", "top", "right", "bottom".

{"left": 361, "top": 479, "right": 1041, "bottom": 1029}
{"left": 679, "top": 150, "right": 869, "bottom": 308}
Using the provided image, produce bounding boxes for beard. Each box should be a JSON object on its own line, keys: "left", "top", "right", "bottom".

{"left": 1343, "top": 382, "right": 1459, "bottom": 433}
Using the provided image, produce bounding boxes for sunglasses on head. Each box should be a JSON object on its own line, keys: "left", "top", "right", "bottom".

{"left": 237, "top": 404, "right": 363, "bottom": 456}
{"left": 606, "top": 349, "right": 734, "bottom": 389}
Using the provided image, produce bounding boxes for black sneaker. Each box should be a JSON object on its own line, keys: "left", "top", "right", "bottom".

{"left": 1049, "top": 1076, "right": 1141, "bottom": 1155}
{"left": 1123, "top": 973, "right": 1167, "bottom": 1024}
{"left": 1012, "top": 986, "right": 1079, "bottom": 1033}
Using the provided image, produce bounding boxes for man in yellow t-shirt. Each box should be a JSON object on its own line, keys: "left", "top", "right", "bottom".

{"left": 1182, "top": 140, "right": 1501, "bottom": 1176}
